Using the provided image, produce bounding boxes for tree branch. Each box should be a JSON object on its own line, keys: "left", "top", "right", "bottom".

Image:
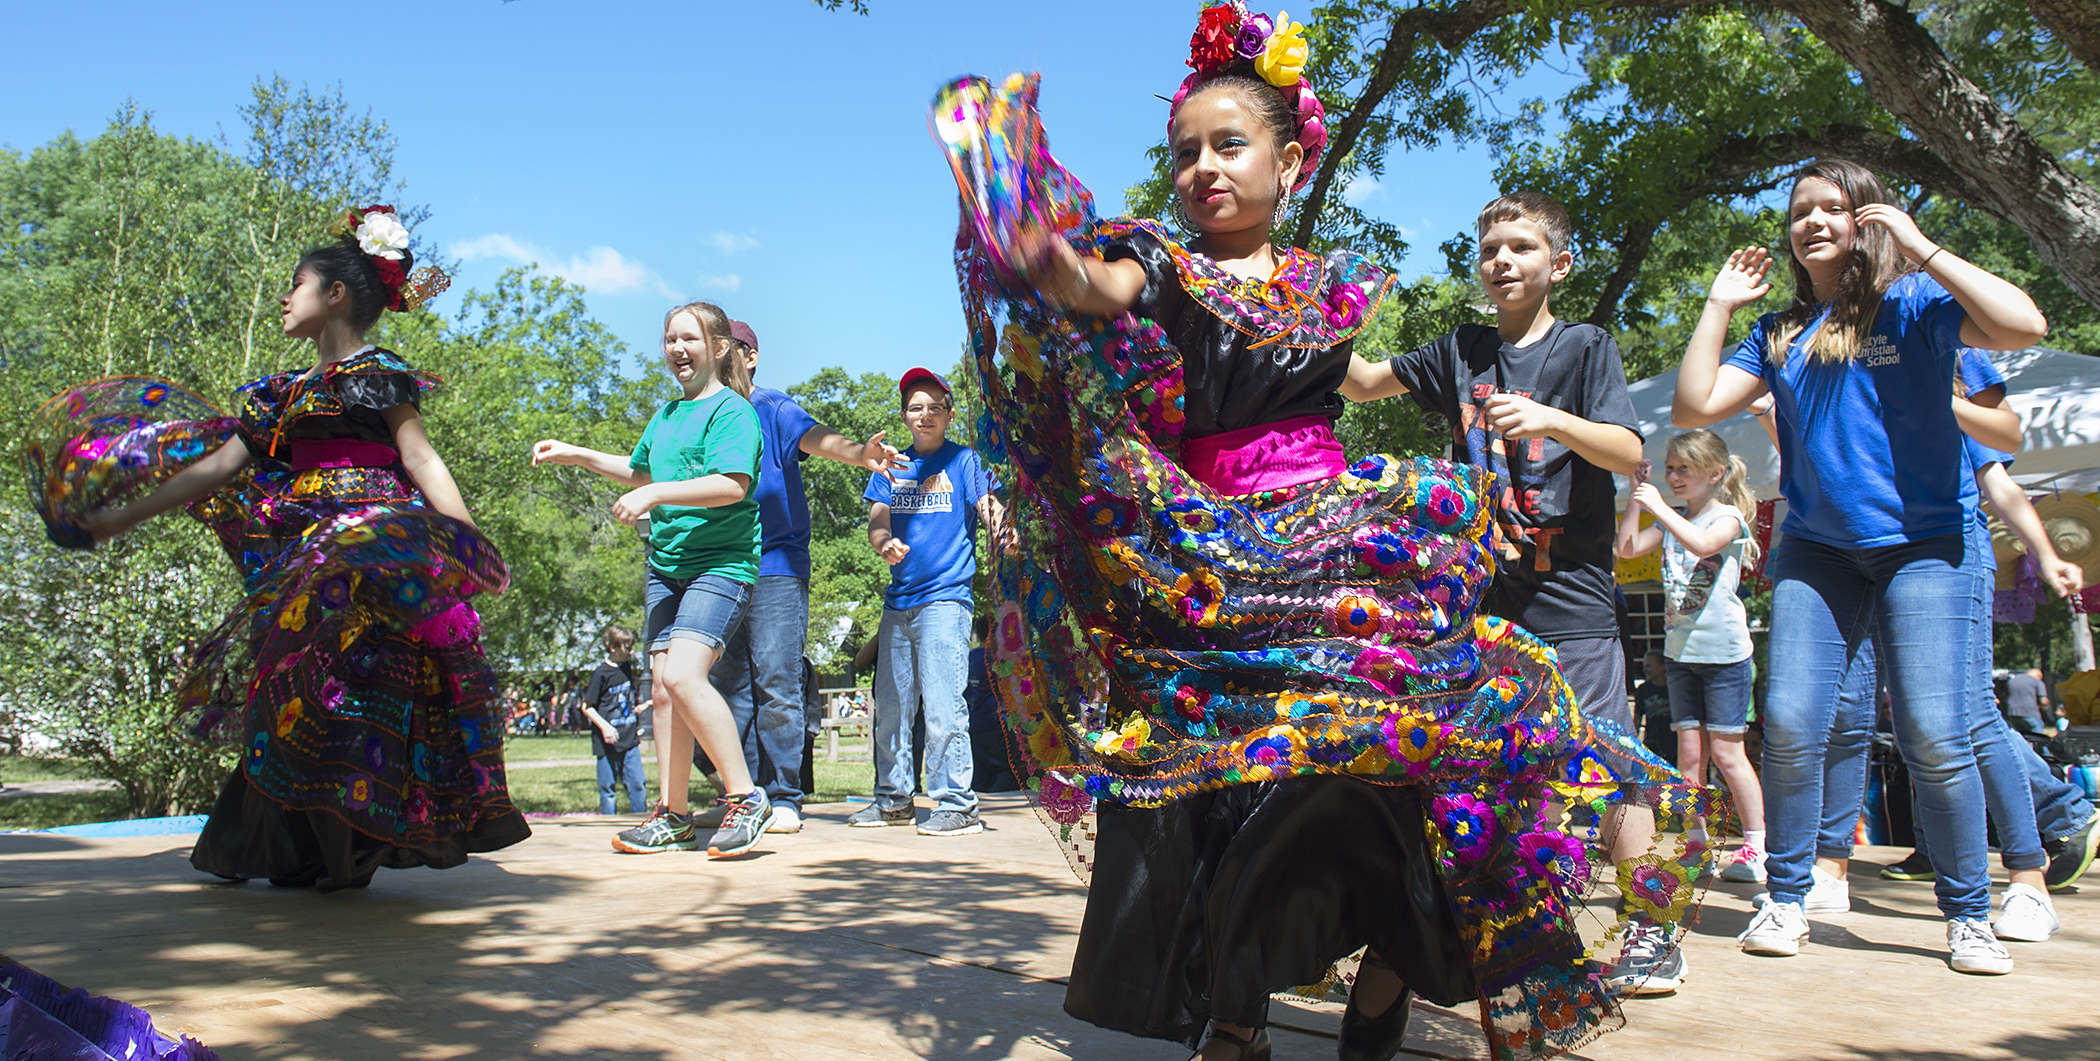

{"left": 2024, "top": 0, "right": 2100, "bottom": 73}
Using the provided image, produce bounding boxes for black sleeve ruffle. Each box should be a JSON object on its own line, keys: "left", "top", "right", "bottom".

{"left": 1099, "top": 227, "right": 1184, "bottom": 324}
{"left": 335, "top": 370, "right": 421, "bottom": 412}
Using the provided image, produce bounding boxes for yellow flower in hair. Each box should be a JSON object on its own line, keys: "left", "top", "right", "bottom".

{"left": 1255, "top": 13, "right": 1309, "bottom": 88}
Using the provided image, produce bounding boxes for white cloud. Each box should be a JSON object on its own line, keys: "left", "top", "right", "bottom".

{"left": 698, "top": 274, "right": 742, "bottom": 291}
{"left": 1341, "top": 173, "right": 1381, "bottom": 207}
{"left": 707, "top": 232, "right": 760, "bottom": 255}
{"left": 450, "top": 234, "right": 675, "bottom": 297}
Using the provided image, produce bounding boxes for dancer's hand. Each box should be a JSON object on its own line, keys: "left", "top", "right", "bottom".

{"left": 1630, "top": 481, "right": 1668, "bottom": 515}
{"left": 610, "top": 486, "right": 657, "bottom": 525}
{"left": 531, "top": 439, "right": 581, "bottom": 467}
{"left": 1855, "top": 203, "right": 1938, "bottom": 265}
{"left": 1483, "top": 392, "right": 1565, "bottom": 440}
{"left": 1707, "top": 247, "right": 1773, "bottom": 311}
{"left": 78, "top": 507, "right": 131, "bottom": 543}
{"left": 2041, "top": 555, "right": 2086, "bottom": 600}
{"left": 858, "top": 432, "right": 909, "bottom": 478}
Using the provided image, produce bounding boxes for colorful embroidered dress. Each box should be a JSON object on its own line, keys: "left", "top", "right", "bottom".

{"left": 933, "top": 74, "right": 1711, "bottom": 1059}
{"left": 24, "top": 349, "right": 527, "bottom": 890}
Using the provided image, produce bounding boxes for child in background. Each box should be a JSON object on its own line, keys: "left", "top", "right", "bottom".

{"left": 1634, "top": 650, "right": 1678, "bottom": 766}
{"left": 1673, "top": 157, "right": 2043, "bottom": 974}
{"left": 584, "top": 625, "right": 647, "bottom": 816}
{"left": 1616, "top": 430, "right": 1767, "bottom": 895}
{"left": 532, "top": 300, "right": 773, "bottom": 859}
{"left": 1354, "top": 191, "right": 1673, "bottom": 993}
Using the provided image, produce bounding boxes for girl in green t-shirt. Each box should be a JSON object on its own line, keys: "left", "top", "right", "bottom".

{"left": 532, "top": 300, "right": 772, "bottom": 858}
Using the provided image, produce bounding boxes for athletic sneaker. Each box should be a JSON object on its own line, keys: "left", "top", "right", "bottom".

{"left": 917, "top": 809, "right": 985, "bottom": 836}
{"left": 1880, "top": 850, "right": 1936, "bottom": 881}
{"left": 1605, "top": 920, "right": 1687, "bottom": 996}
{"left": 766, "top": 804, "right": 803, "bottom": 834}
{"left": 1719, "top": 844, "right": 1768, "bottom": 883}
{"left": 2044, "top": 818, "right": 2098, "bottom": 892}
{"left": 1753, "top": 864, "right": 1850, "bottom": 913}
{"left": 847, "top": 802, "right": 915, "bottom": 827}
{"left": 611, "top": 803, "right": 699, "bottom": 854}
{"left": 1994, "top": 882, "right": 2061, "bottom": 942}
{"left": 1739, "top": 900, "right": 1810, "bottom": 956}
{"left": 706, "top": 790, "right": 774, "bottom": 858}
{"left": 690, "top": 799, "right": 730, "bottom": 830}
{"left": 1947, "top": 918, "right": 2014, "bottom": 975}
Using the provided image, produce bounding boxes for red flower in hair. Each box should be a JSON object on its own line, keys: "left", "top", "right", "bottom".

{"left": 372, "top": 256, "right": 407, "bottom": 289}
{"left": 1188, "top": 5, "right": 1242, "bottom": 76}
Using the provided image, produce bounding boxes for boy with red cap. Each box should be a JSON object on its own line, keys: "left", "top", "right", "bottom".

{"left": 853, "top": 367, "right": 1010, "bottom": 836}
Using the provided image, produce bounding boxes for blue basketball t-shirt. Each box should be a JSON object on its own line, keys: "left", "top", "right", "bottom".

{"left": 863, "top": 440, "right": 1000, "bottom": 610}
{"left": 1723, "top": 272, "right": 1972, "bottom": 549}
{"left": 749, "top": 387, "right": 821, "bottom": 579}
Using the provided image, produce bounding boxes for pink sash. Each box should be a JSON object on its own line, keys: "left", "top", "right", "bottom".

{"left": 289, "top": 439, "right": 399, "bottom": 470}
{"left": 1181, "top": 414, "right": 1346, "bottom": 495}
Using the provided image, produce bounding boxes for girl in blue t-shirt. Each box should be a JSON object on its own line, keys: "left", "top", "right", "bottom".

{"left": 531, "top": 300, "right": 774, "bottom": 859}
{"left": 1672, "top": 158, "right": 2045, "bottom": 975}
{"left": 1614, "top": 430, "right": 1766, "bottom": 885}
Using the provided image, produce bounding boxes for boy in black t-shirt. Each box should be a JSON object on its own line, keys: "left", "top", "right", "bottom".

{"left": 1343, "top": 192, "right": 1672, "bottom": 990}
{"left": 585, "top": 625, "right": 647, "bottom": 815}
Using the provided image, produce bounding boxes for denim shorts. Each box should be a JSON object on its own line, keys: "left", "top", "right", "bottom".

{"left": 1666, "top": 657, "right": 1754, "bottom": 734}
{"left": 643, "top": 570, "right": 752, "bottom": 653}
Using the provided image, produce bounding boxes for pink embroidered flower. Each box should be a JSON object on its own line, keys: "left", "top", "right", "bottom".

{"left": 1040, "top": 774, "right": 1093, "bottom": 824}
{"left": 1325, "top": 282, "right": 1368, "bottom": 329}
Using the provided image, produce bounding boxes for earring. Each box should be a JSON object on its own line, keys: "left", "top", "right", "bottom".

{"left": 1273, "top": 189, "right": 1292, "bottom": 227}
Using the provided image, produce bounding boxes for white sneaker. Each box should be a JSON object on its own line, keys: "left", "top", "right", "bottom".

{"left": 1739, "top": 900, "right": 1810, "bottom": 956}
{"left": 765, "top": 804, "right": 803, "bottom": 834}
{"left": 1994, "top": 883, "right": 2059, "bottom": 942}
{"left": 1752, "top": 864, "right": 1849, "bottom": 913}
{"left": 1719, "top": 845, "right": 1768, "bottom": 883}
{"left": 1947, "top": 918, "right": 2014, "bottom": 974}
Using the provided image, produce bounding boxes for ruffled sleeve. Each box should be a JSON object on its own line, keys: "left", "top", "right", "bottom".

{"left": 1096, "top": 221, "right": 1187, "bottom": 324}
{"left": 330, "top": 348, "right": 440, "bottom": 411}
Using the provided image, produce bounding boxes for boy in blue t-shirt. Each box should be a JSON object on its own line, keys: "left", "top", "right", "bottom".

{"left": 852, "top": 367, "right": 1011, "bottom": 837}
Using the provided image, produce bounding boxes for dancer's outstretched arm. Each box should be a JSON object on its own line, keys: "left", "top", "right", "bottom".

{"left": 531, "top": 438, "right": 650, "bottom": 488}
{"left": 81, "top": 438, "right": 253, "bottom": 542}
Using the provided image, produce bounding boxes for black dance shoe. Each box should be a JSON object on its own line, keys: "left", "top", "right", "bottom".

{"left": 1195, "top": 1025, "right": 1271, "bottom": 1061}
{"left": 1337, "top": 954, "right": 1412, "bottom": 1061}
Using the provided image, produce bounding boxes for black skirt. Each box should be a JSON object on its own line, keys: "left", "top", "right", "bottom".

{"left": 1065, "top": 775, "right": 1476, "bottom": 1048}
{"left": 189, "top": 769, "right": 531, "bottom": 891}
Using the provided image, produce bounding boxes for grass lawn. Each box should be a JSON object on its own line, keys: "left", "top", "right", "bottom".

{"left": 507, "top": 757, "right": 874, "bottom": 814}
{"left": 0, "top": 748, "right": 878, "bottom": 829}
{"left": 0, "top": 755, "right": 126, "bottom": 831}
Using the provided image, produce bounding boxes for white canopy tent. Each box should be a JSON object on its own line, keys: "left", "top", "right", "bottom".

{"left": 1618, "top": 346, "right": 2100, "bottom": 503}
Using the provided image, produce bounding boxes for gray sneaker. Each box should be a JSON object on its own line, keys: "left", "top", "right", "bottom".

{"left": 918, "top": 809, "right": 984, "bottom": 836}
{"left": 1605, "top": 920, "right": 1687, "bottom": 995}
{"left": 847, "top": 802, "right": 915, "bottom": 828}
{"left": 706, "top": 790, "right": 774, "bottom": 858}
{"left": 690, "top": 798, "right": 730, "bottom": 830}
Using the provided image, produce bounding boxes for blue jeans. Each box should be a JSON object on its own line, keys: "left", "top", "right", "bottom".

{"left": 873, "top": 601, "right": 975, "bottom": 814}
{"left": 2032, "top": 740, "right": 2096, "bottom": 841}
{"left": 596, "top": 745, "right": 647, "bottom": 814}
{"left": 1764, "top": 534, "right": 1990, "bottom": 920}
{"left": 1816, "top": 636, "right": 1879, "bottom": 859}
{"left": 712, "top": 575, "right": 811, "bottom": 808}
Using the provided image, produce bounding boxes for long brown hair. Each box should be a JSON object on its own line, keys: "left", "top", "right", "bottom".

{"left": 662, "top": 300, "right": 753, "bottom": 399}
{"left": 1667, "top": 429, "right": 1760, "bottom": 567}
{"left": 1768, "top": 158, "right": 1916, "bottom": 366}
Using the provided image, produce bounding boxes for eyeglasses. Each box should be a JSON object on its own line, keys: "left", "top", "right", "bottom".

{"left": 905, "top": 403, "right": 952, "bottom": 414}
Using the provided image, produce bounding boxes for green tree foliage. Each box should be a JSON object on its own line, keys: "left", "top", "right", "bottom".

{"left": 786, "top": 367, "right": 909, "bottom": 663}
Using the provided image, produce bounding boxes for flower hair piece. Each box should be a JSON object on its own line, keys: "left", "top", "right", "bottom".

{"left": 325, "top": 204, "right": 452, "bottom": 313}
{"left": 1171, "top": 3, "right": 1328, "bottom": 192}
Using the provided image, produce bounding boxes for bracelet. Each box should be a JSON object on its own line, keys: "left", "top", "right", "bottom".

{"left": 1062, "top": 260, "right": 1093, "bottom": 305}
{"left": 1922, "top": 246, "right": 1944, "bottom": 269}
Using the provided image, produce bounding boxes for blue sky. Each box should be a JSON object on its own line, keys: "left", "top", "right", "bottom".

{"left": 4, "top": 1, "right": 1574, "bottom": 390}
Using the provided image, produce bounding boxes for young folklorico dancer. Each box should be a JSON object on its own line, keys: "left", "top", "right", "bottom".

{"left": 932, "top": 7, "right": 1704, "bottom": 1059}
{"left": 1615, "top": 432, "right": 1768, "bottom": 904}
{"left": 1673, "top": 159, "right": 2044, "bottom": 974}
{"left": 707, "top": 320, "right": 905, "bottom": 835}
{"left": 531, "top": 300, "right": 773, "bottom": 858}
{"left": 27, "top": 206, "right": 528, "bottom": 891}
{"left": 1354, "top": 191, "right": 1694, "bottom": 996}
